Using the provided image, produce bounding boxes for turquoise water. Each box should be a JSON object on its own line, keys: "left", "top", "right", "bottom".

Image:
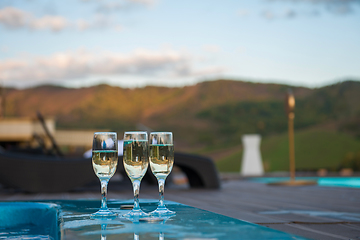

{"left": 17, "top": 199, "right": 307, "bottom": 240}
{"left": 250, "top": 177, "right": 360, "bottom": 188}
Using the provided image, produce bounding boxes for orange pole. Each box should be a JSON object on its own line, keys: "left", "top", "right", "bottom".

{"left": 288, "top": 113, "right": 295, "bottom": 181}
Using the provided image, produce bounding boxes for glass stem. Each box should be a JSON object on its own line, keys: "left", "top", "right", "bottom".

{"left": 158, "top": 178, "right": 165, "bottom": 208}
{"left": 132, "top": 180, "right": 141, "bottom": 211}
{"left": 100, "top": 179, "right": 109, "bottom": 210}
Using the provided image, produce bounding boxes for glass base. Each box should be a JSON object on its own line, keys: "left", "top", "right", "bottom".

{"left": 149, "top": 207, "right": 175, "bottom": 217}
{"left": 122, "top": 209, "right": 149, "bottom": 219}
{"left": 91, "top": 209, "right": 117, "bottom": 219}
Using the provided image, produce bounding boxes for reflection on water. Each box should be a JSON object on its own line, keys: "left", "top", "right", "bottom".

{"left": 60, "top": 200, "right": 284, "bottom": 240}
{"left": 63, "top": 212, "right": 175, "bottom": 240}
{"left": 133, "top": 232, "right": 165, "bottom": 240}
{"left": 98, "top": 220, "right": 171, "bottom": 240}
{"left": 128, "top": 215, "right": 173, "bottom": 240}
{"left": 101, "top": 224, "right": 106, "bottom": 240}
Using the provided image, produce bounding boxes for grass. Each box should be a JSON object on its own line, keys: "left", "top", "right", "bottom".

{"left": 215, "top": 150, "right": 243, "bottom": 172}
{"left": 215, "top": 128, "right": 360, "bottom": 172}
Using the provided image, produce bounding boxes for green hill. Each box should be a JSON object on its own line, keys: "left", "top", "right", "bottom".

{"left": 216, "top": 129, "right": 360, "bottom": 172}
{"left": 3, "top": 79, "right": 360, "bottom": 172}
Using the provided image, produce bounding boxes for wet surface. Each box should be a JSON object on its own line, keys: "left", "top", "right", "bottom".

{"left": 250, "top": 177, "right": 360, "bottom": 188}
{"left": 260, "top": 210, "right": 360, "bottom": 222}
{"left": 0, "top": 200, "right": 308, "bottom": 240}
{"left": 2, "top": 177, "right": 359, "bottom": 239}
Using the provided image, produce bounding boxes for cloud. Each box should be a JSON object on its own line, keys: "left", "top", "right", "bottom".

{"left": 0, "top": 7, "right": 32, "bottom": 29}
{"left": 284, "top": 9, "right": 297, "bottom": 18}
{"left": 31, "top": 15, "right": 68, "bottom": 31}
{"left": 80, "top": 0, "right": 157, "bottom": 13}
{"left": 262, "top": 10, "right": 276, "bottom": 20}
{"left": 80, "top": 0, "right": 156, "bottom": 4}
{"left": 202, "top": 45, "right": 221, "bottom": 53}
{"left": 75, "top": 14, "right": 114, "bottom": 31}
{"left": 237, "top": 9, "right": 249, "bottom": 17}
{"left": 266, "top": 0, "right": 360, "bottom": 15}
{"left": 1, "top": 45, "right": 8, "bottom": 53}
{"left": 0, "top": 7, "right": 118, "bottom": 32}
{"left": 0, "top": 49, "right": 225, "bottom": 86}
{"left": 0, "top": 7, "right": 68, "bottom": 31}
{"left": 261, "top": 8, "right": 323, "bottom": 19}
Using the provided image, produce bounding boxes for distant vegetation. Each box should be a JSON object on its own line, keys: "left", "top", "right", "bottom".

{"left": 216, "top": 128, "right": 360, "bottom": 172}
{"left": 4, "top": 80, "right": 360, "bottom": 172}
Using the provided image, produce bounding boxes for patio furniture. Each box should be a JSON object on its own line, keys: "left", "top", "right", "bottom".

{"left": 0, "top": 148, "right": 220, "bottom": 192}
{"left": 0, "top": 148, "right": 98, "bottom": 193}
{"left": 174, "top": 152, "right": 220, "bottom": 189}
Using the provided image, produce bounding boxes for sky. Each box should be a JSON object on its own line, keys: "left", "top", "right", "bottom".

{"left": 0, "top": 0, "right": 359, "bottom": 89}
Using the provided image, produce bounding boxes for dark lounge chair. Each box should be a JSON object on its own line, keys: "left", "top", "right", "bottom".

{"left": 0, "top": 147, "right": 220, "bottom": 193}
{"left": 174, "top": 152, "right": 220, "bottom": 189}
{"left": 0, "top": 147, "right": 98, "bottom": 193}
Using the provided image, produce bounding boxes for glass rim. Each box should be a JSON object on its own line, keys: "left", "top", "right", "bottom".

{"left": 124, "top": 131, "right": 148, "bottom": 134}
{"left": 150, "top": 132, "right": 172, "bottom": 134}
{"left": 94, "top": 132, "right": 117, "bottom": 135}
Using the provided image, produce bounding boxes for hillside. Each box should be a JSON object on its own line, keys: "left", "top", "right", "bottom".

{"left": 216, "top": 128, "right": 360, "bottom": 172}
{"left": 4, "top": 80, "right": 312, "bottom": 148}
{"left": 3, "top": 79, "right": 360, "bottom": 171}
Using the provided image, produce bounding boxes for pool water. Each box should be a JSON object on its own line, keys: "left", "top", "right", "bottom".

{"left": 250, "top": 177, "right": 360, "bottom": 188}
{"left": 0, "top": 202, "right": 59, "bottom": 239}
{"left": 7, "top": 200, "right": 307, "bottom": 240}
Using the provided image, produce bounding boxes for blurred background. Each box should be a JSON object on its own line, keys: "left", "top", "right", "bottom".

{"left": 1, "top": 0, "right": 360, "bottom": 175}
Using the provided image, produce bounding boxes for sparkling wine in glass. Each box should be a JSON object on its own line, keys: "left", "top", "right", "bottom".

{"left": 91, "top": 132, "right": 118, "bottom": 219}
{"left": 149, "top": 132, "right": 175, "bottom": 216}
{"left": 123, "top": 131, "right": 149, "bottom": 218}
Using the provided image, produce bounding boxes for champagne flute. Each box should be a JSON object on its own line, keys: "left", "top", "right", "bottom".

{"left": 123, "top": 131, "right": 149, "bottom": 218}
{"left": 91, "top": 132, "right": 118, "bottom": 219}
{"left": 149, "top": 132, "right": 175, "bottom": 216}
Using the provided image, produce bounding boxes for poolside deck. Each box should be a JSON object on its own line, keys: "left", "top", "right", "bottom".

{"left": 1, "top": 175, "right": 359, "bottom": 240}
